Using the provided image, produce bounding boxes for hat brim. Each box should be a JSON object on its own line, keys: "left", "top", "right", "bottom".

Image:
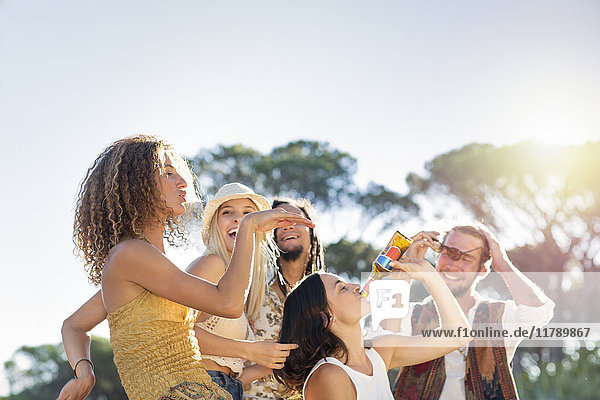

{"left": 201, "top": 192, "right": 271, "bottom": 243}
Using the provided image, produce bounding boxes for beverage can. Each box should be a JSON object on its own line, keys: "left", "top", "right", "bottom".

{"left": 372, "top": 231, "right": 413, "bottom": 273}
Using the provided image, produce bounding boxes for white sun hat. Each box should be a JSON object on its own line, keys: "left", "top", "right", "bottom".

{"left": 201, "top": 182, "right": 271, "bottom": 243}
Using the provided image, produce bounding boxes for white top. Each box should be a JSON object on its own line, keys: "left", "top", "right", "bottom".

{"left": 196, "top": 312, "right": 254, "bottom": 375}
{"left": 397, "top": 291, "right": 555, "bottom": 400}
{"left": 302, "top": 348, "right": 394, "bottom": 400}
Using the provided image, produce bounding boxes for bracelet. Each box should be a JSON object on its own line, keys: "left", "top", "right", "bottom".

{"left": 73, "top": 358, "right": 94, "bottom": 379}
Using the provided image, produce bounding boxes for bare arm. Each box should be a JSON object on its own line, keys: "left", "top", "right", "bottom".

{"left": 57, "top": 291, "right": 107, "bottom": 400}
{"left": 484, "top": 231, "right": 547, "bottom": 307}
{"left": 188, "top": 253, "right": 298, "bottom": 367}
{"left": 237, "top": 364, "right": 272, "bottom": 386}
{"left": 194, "top": 326, "right": 297, "bottom": 368}
{"left": 304, "top": 364, "right": 355, "bottom": 400}
{"left": 107, "top": 209, "right": 314, "bottom": 317}
{"left": 374, "top": 259, "right": 472, "bottom": 370}
{"left": 380, "top": 230, "right": 440, "bottom": 333}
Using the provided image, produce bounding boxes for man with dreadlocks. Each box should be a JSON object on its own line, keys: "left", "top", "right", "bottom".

{"left": 244, "top": 197, "right": 325, "bottom": 400}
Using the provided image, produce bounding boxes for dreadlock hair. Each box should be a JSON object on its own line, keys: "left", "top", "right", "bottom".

{"left": 273, "top": 273, "right": 347, "bottom": 398}
{"left": 272, "top": 197, "right": 325, "bottom": 297}
{"left": 73, "top": 135, "right": 197, "bottom": 285}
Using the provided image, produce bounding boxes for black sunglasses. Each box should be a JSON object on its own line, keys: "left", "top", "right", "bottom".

{"left": 439, "top": 244, "right": 482, "bottom": 262}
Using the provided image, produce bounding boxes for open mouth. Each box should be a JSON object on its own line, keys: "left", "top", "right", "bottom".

{"left": 179, "top": 193, "right": 186, "bottom": 202}
{"left": 228, "top": 227, "right": 238, "bottom": 240}
{"left": 442, "top": 272, "right": 462, "bottom": 282}
{"left": 281, "top": 234, "right": 299, "bottom": 242}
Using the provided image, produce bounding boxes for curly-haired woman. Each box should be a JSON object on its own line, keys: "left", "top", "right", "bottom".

{"left": 56, "top": 136, "right": 313, "bottom": 400}
{"left": 273, "top": 259, "right": 472, "bottom": 400}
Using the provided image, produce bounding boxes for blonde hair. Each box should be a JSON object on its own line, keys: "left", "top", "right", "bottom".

{"left": 204, "top": 201, "right": 276, "bottom": 321}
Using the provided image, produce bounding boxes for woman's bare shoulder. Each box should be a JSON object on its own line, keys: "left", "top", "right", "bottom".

{"left": 105, "top": 239, "right": 154, "bottom": 267}
{"left": 186, "top": 254, "right": 227, "bottom": 282}
{"left": 305, "top": 362, "right": 355, "bottom": 400}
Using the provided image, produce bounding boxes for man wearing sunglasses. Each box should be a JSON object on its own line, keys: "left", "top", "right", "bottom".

{"left": 392, "top": 224, "right": 554, "bottom": 400}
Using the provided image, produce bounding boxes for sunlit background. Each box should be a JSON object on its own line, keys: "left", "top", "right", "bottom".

{"left": 1, "top": 0, "right": 599, "bottom": 397}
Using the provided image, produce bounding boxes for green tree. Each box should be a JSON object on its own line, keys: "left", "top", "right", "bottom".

{"left": 191, "top": 140, "right": 358, "bottom": 208}
{"left": 324, "top": 238, "right": 379, "bottom": 277}
{"left": 405, "top": 141, "right": 600, "bottom": 329}
{"left": 515, "top": 346, "right": 600, "bottom": 400}
{"left": 191, "top": 140, "right": 416, "bottom": 228}
{"left": 406, "top": 141, "right": 600, "bottom": 394}
{"left": 2, "top": 337, "right": 126, "bottom": 400}
{"left": 406, "top": 141, "right": 600, "bottom": 273}
{"left": 191, "top": 140, "right": 421, "bottom": 276}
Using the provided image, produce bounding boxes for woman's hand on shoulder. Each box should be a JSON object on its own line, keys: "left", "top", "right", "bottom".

{"left": 305, "top": 363, "right": 355, "bottom": 400}
{"left": 240, "top": 208, "right": 314, "bottom": 233}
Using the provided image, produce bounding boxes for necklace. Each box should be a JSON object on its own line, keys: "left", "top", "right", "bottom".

{"left": 141, "top": 235, "right": 165, "bottom": 254}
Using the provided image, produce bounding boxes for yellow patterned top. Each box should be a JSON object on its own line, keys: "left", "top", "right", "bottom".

{"left": 107, "top": 289, "right": 232, "bottom": 400}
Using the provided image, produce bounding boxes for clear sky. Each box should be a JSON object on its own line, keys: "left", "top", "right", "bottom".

{"left": 1, "top": 0, "right": 599, "bottom": 395}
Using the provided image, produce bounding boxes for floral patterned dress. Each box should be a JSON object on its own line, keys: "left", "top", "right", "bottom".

{"left": 244, "top": 279, "right": 287, "bottom": 399}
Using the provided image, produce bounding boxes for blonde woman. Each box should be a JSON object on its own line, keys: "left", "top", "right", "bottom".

{"left": 189, "top": 183, "right": 298, "bottom": 399}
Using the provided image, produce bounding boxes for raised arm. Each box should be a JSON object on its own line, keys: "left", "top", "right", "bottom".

{"left": 380, "top": 230, "right": 440, "bottom": 333}
{"left": 483, "top": 230, "right": 548, "bottom": 307}
{"left": 374, "top": 258, "right": 472, "bottom": 369}
{"left": 57, "top": 291, "right": 107, "bottom": 400}
{"left": 108, "top": 209, "right": 314, "bottom": 318}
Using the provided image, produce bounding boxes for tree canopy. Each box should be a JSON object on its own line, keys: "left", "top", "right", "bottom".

{"left": 405, "top": 141, "right": 600, "bottom": 393}
{"left": 191, "top": 140, "right": 417, "bottom": 229}
{"left": 3, "top": 337, "right": 126, "bottom": 400}
{"left": 406, "top": 141, "right": 600, "bottom": 273}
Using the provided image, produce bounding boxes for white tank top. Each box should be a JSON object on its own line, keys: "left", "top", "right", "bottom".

{"left": 302, "top": 348, "right": 394, "bottom": 400}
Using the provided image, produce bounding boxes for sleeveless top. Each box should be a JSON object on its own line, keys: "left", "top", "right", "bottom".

{"left": 196, "top": 312, "right": 254, "bottom": 374}
{"left": 303, "top": 348, "right": 394, "bottom": 400}
{"left": 107, "top": 289, "right": 232, "bottom": 400}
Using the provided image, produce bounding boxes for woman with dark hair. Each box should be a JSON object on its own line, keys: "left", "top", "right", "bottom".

{"left": 244, "top": 198, "right": 325, "bottom": 399}
{"left": 55, "top": 136, "right": 314, "bottom": 400}
{"left": 274, "top": 259, "right": 472, "bottom": 400}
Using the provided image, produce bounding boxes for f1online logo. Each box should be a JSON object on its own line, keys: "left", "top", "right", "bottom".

{"left": 369, "top": 280, "right": 411, "bottom": 331}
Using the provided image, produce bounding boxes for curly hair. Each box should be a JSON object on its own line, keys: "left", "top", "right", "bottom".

{"left": 273, "top": 273, "right": 347, "bottom": 397}
{"left": 73, "top": 135, "right": 194, "bottom": 285}
{"left": 271, "top": 198, "right": 325, "bottom": 297}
